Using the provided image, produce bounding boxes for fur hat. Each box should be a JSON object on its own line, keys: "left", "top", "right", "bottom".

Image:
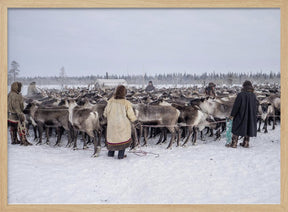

{"left": 115, "top": 85, "right": 127, "bottom": 99}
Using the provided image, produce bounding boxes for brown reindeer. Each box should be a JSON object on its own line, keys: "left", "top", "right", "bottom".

{"left": 133, "top": 104, "right": 180, "bottom": 149}
{"left": 172, "top": 104, "right": 217, "bottom": 146}
{"left": 27, "top": 102, "right": 73, "bottom": 146}
{"left": 190, "top": 96, "right": 234, "bottom": 140}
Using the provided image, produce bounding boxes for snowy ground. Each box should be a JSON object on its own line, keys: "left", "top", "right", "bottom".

{"left": 8, "top": 125, "right": 280, "bottom": 204}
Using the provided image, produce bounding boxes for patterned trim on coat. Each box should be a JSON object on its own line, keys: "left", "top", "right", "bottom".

{"left": 8, "top": 119, "right": 19, "bottom": 124}
{"left": 106, "top": 138, "right": 132, "bottom": 151}
{"left": 106, "top": 138, "right": 132, "bottom": 146}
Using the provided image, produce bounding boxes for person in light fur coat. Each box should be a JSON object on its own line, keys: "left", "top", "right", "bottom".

{"left": 104, "top": 85, "right": 140, "bottom": 159}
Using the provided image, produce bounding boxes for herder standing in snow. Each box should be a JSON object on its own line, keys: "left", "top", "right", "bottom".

{"left": 205, "top": 82, "right": 216, "bottom": 98}
{"left": 145, "top": 81, "right": 155, "bottom": 92}
{"left": 26, "top": 81, "right": 42, "bottom": 99}
{"left": 104, "top": 85, "right": 140, "bottom": 159}
{"left": 226, "top": 80, "right": 257, "bottom": 148}
{"left": 8, "top": 82, "right": 32, "bottom": 146}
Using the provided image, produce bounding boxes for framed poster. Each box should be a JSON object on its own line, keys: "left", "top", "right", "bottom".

{"left": 0, "top": 0, "right": 287, "bottom": 212}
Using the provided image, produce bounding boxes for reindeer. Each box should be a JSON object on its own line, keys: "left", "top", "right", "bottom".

{"left": 133, "top": 104, "right": 180, "bottom": 149}
{"left": 258, "top": 98, "right": 276, "bottom": 133}
{"left": 27, "top": 101, "right": 73, "bottom": 146}
{"left": 65, "top": 99, "right": 102, "bottom": 157}
{"left": 190, "top": 97, "right": 234, "bottom": 140}
{"left": 269, "top": 94, "right": 281, "bottom": 121}
{"left": 82, "top": 99, "right": 107, "bottom": 145}
{"left": 172, "top": 103, "right": 218, "bottom": 146}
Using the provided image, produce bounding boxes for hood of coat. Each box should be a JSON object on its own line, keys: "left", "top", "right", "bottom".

{"left": 11, "top": 82, "right": 22, "bottom": 94}
{"left": 241, "top": 81, "right": 254, "bottom": 92}
{"left": 241, "top": 85, "right": 254, "bottom": 93}
{"left": 114, "top": 85, "right": 127, "bottom": 99}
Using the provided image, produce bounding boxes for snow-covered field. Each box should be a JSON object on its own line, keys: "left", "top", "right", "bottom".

{"left": 8, "top": 125, "right": 280, "bottom": 204}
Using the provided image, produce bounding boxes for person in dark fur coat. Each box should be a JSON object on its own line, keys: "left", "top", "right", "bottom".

{"left": 226, "top": 80, "right": 257, "bottom": 148}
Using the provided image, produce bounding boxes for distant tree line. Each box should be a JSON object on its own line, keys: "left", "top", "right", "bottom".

{"left": 12, "top": 71, "right": 280, "bottom": 87}
{"left": 8, "top": 60, "right": 280, "bottom": 86}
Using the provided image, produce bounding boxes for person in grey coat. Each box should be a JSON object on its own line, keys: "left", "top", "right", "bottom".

{"left": 226, "top": 80, "right": 257, "bottom": 148}
{"left": 145, "top": 81, "right": 155, "bottom": 92}
{"left": 205, "top": 82, "right": 216, "bottom": 98}
{"left": 27, "top": 81, "right": 43, "bottom": 99}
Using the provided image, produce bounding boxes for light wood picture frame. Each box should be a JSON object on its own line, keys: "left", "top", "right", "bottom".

{"left": 0, "top": 0, "right": 287, "bottom": 211}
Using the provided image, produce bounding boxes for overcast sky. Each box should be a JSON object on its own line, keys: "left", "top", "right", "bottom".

{"left": 8, "top": 9, "right": 280, "bottom": 77}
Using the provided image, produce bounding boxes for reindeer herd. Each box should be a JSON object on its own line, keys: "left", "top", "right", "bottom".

{"left": 22, "top": 84, "right": 281, "bottom": 157}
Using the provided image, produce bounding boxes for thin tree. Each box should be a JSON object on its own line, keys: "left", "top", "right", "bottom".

{"left": 59, "top": 66, "right": 66, "bottom": 89}
{"left": 9, "top": 60, "right": 20, "bottom": 82}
